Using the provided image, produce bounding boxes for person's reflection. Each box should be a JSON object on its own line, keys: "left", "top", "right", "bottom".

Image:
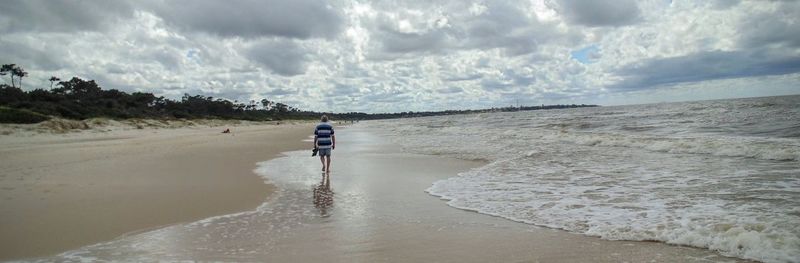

{"left": 313, "top": 173, "right": 334, "bottom": 216}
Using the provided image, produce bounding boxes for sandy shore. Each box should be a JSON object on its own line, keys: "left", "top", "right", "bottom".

{"left": 33, "top": 125, "right": 751, "bottom": 262}
{"left": 0, "top": 122, "right": 312, "bottom": 260}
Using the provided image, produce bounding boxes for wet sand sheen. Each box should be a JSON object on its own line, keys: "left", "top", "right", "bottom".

{"left": 43, "top": 126, "right": 750, "bottom": 262}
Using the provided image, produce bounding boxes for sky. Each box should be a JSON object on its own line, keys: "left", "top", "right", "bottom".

{"left": 1, "top": 0, "right": 799, "bottom": 113}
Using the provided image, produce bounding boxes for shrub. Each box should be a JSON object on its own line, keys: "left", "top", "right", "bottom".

{"left": 0, "top": 106, "right": 50, "bottom": 124}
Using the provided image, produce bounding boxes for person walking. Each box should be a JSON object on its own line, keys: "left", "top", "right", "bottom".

{"left": 314, "top": 115, "right": 335, "bottom": 172}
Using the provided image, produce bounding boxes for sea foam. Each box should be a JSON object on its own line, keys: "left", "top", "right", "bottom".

{"left": 369, "top": 96, "right": 800, "bottom": 263}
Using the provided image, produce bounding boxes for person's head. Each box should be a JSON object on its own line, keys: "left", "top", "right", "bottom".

{"left": 321, "top": 115, "right": 329, "bottom": 122}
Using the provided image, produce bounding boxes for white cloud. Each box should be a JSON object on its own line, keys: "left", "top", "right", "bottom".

{"left": 1, "top": 0, "right": 798, "bottom": 113}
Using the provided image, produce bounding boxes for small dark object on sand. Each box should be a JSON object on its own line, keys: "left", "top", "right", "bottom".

{"left": 312, "top": 147, "right": 318, "bottom": 156}
{"left": 222, "top": 128, "right": 230, "bottom": 133}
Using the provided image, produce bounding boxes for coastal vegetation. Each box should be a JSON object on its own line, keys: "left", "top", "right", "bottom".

{"left": 0, "top": 106, "right": 50, "bottom": 124}
{"left": 0, "top": 64, "right": 597, "bottom": 124}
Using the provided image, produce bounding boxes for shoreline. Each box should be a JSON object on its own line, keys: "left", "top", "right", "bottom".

{"left": 0, "top": 122, "right": 312, "bottom": 260}
{"left": 33, "top": 125, "right": 751, "bottom": 262}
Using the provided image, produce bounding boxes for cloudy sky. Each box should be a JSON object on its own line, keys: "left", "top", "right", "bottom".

{"left": 1, "top": 0, "right": 798, "bottom": 113}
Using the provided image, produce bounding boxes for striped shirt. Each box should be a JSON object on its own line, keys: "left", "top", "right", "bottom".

{"left": 314, "top": 122, "right": 335, "bottom": 149}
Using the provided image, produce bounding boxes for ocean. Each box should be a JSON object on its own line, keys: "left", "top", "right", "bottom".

{"left": 366, "top": 95, "right": 800, "bottom": 263}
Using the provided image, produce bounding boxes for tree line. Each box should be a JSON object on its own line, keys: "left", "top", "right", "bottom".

{"left": 0, "top": 64, "right": 28, "bottom": 90}
{"left": 0, "top": 76, "right": 317, "bottom": 122}
{"left": 0, "top": 64, "right": 597, "bottom": 123}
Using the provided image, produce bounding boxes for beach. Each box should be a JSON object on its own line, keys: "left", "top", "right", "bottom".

{"left": 0, "top": 122, "right": 312, "bottom": 260}
{"left": 4, "top": 0, "right": 798, "bottom": 261}
{"left": 21, "top": 124, "right": 750, "bottom": 262}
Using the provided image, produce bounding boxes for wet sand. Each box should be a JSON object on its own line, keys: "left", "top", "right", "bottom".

{"left": 0, "top": 123, "right": 311, "bottom": 260}
{"left": 36, "top": 126, "right": 750, "bottom": 262}
{"left": 252, "top": 128, "right": 751, "bottom": 262}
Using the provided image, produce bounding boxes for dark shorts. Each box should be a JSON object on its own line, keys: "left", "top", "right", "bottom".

{"left": 318, "top": 148, "right": 331, "bottom": 157}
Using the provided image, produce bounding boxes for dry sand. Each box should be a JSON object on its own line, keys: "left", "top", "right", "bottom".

{"left": 0, "top": 122, "right": 312, "bottom": 260}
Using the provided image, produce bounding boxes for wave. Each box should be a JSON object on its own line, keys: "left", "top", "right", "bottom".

{"left": 368, "top": 95, "right": 800, "bottom": 263}
{"left": 544, "top": 131, "right": 800, "bottom": 161}
{"left": 426, "top": 158, "right": 800, "bottom": 263}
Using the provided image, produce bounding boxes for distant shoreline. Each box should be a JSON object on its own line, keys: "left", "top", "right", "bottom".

{"left": 1, "top": 77, "right": 598, "bottom": 125}
{"left": 0, "top": 117, "right": 309, "bottom": 136}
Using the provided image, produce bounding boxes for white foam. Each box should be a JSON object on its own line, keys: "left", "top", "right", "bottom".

{"left": 425, "top": 157, "right": 800, "bottom": 263}
{"left": 368, "top": 96, "right": 800, "bottom": 263}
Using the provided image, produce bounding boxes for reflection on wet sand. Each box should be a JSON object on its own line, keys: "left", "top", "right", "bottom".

{"left": 312, "top": 172, "right": 334, "bottom": 216}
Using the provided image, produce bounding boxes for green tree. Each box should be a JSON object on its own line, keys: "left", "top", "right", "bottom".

{"left": 49, "top": 76, "right": 60, "bottom": 89}
{"left": 13, "top": 67, "right": 27, "bottom": 89}
{"left": 260, "top": 99, "right": 273, "bottom": 111}
{"left": 0, "top": 64, "right": 16, "bottom": 88}
{"left": 0, "top": 84, "right": 25, "bottom": 105}
{"left": 274, "top": 102, "right": 289, "bottom": 113}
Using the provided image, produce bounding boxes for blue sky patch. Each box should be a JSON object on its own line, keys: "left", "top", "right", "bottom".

{"left": 571, "top": 44, "right": 600, "bottom": 64}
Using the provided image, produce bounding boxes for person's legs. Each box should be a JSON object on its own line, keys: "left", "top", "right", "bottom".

{"left": 325, "top": 156, "right": 331, "bottom": 173}
{"left": 319, "top": 148, "right": 331, "bottom": 171}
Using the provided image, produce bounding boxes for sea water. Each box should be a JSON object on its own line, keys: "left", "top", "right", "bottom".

{"left": 366, "top": 95, "right": 800, "bottom": 263}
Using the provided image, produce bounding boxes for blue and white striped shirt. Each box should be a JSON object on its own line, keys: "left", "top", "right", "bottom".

{"left": 314, "top": 122, "right": 335, "bottom": 149}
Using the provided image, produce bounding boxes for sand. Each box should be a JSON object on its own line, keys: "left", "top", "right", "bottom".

{"left": 31, "top": 126, "right": 752, "bottom": 262}
{"left": 247, "top": 127, "right": 752, "bottom": 262}
{"left": 0, "top": 122, "right": 312, "bottom": 260}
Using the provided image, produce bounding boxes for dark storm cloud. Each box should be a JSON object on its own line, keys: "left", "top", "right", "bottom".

{"left": 147, "top": 0, "right": 343, "bottom": 39}
{"left": 245, "top": 39, "right": 309, "bottom": 76}
{"left": 556, "top": 0, "right": 641, "bottom": 27}
{"left": 0, "top": 0, "right": 135, "bottom": 33}
{"left": 608, "top": 49, "right": 800, "bottom": 91}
